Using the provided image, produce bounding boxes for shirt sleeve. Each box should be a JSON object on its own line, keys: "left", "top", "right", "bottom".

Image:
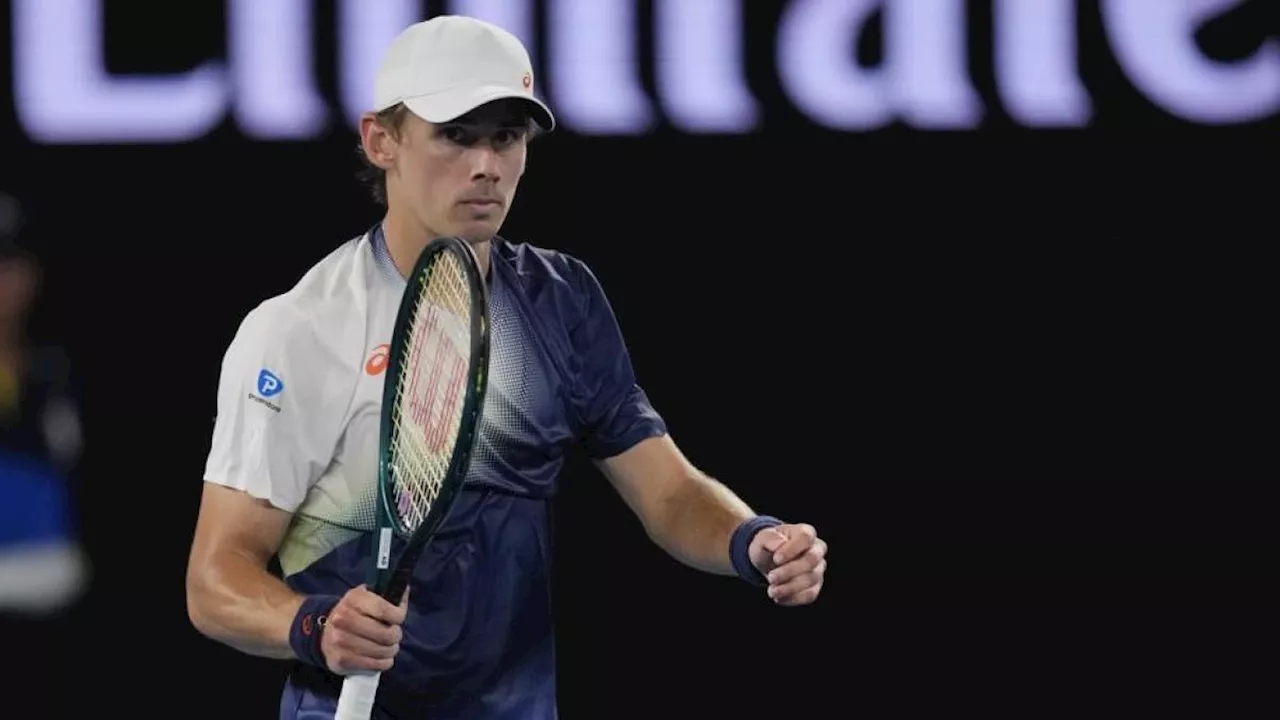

{"left": 202, "top": 302, "right": 346, "bottom": 513}
{"left": 565, "top": 259, "right": 667, "bottom": 459}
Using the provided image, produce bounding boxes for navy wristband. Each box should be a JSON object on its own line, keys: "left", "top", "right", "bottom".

{"left": 730, "top": 515, "right": 783, "bottom": 587}
{"left": 289, "top": 594, "right": 341, "bottom": 669}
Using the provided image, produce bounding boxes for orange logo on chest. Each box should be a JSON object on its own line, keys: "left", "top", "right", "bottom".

{"left": 365, "top": 344, "right": 389, "bottom": 376}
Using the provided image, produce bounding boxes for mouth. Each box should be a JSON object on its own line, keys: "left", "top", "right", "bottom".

{"left": 460, "top": 198, "right": 502, "bottom": 208}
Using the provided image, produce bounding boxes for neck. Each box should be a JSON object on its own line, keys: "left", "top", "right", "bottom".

{"left": 380, "top": 208, "right": 491, "bottom": 282}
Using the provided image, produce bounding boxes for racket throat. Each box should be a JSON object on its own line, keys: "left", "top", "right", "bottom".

{"left": 364, "top": 528, "right": 395, "bottom": 591}
{"left": 376, "top": 528, "right": 393, "bottom": 569}
{"left": 366, "top": 527, "right": 415, "bottom": 602}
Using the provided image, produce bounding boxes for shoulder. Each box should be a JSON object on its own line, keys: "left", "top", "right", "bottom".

{"left": 493, "top": 238, "right": 606, "bottom": 308}
{"left": 223, "top": 233, "right": 373, "bottom": 371}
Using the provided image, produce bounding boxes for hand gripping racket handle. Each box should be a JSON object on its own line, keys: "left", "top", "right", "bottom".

{"left": 334, "top": 671, "right": 382, "bottom": 720}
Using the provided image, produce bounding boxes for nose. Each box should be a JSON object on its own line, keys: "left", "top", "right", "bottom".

{"left": 468, "top": 144, "right": 502, "bottom": 183}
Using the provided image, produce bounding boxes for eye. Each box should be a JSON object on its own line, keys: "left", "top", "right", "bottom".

{"left": 494, "top": 128, "right": 526, "bottom": 147}
{"left": 441, "top": 126, "right": 471, "bottom": 144}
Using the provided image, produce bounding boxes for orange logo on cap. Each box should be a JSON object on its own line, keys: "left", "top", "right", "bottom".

{"left": 522, "top": 72, "right": 532, "bottom": 90}
{"left": 365, "top": 344, "right": 389, "bottom": 376}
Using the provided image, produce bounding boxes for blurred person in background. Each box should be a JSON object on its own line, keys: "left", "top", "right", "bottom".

{"left": 0, "top": 190, "right": 88, "bottom": 615}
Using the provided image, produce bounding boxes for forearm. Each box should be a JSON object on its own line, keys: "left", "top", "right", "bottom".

{"left": 186, "top": 550, "right": 306, "bottom": 660}
{"left": 645, "top": 472, "right": 755, "bottom": 576}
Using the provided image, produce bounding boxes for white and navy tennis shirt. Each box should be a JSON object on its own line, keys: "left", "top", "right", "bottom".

{"left": 203, "top": 224, "right": 666, "bottom": 719}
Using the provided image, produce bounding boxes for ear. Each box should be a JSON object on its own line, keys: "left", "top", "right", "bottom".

{"left": 359, "top": 113, "right": 397, "bottom": 171}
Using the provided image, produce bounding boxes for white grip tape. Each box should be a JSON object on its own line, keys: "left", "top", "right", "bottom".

{"left": 334, "top": 671, "right": 382, "bottom": 720}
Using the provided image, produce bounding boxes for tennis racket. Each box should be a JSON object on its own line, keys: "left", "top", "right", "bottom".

{"left": 333, "top": 236, "right": 490, "bottom": 720}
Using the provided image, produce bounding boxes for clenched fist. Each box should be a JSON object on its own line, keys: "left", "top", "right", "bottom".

{"left": 748, "top": 523, "right": 827, "bottom": 606}
{"left": 320, "top": 585, "right": 409, "bottom": 675}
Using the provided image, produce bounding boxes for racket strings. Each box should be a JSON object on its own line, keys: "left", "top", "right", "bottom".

{"left": 388, "top": 251, "right": 474, "bottom": 532}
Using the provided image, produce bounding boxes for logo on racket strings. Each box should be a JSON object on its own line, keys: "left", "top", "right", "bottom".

{"left": 396, "top": 488, "right": 414, "bottom": 521}
{"left": 405, "top": 310, "right": 467, "bottom": 453}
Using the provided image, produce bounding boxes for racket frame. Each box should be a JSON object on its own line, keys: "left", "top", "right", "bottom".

{"left": 368, "top": 235, "right": 490, "bottom": 602}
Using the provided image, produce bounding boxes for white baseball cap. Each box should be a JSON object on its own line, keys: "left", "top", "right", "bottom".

{"left": 373, "top": 15, "right": 555, "bottom": 132}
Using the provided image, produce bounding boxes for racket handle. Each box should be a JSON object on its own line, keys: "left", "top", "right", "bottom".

{"left": 334, "top": 671, "right": 382, "bottom": 720}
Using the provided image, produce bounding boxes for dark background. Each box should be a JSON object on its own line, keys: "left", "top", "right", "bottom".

{"left": 1, "top": 1, "right": 1273, "bottom": 717}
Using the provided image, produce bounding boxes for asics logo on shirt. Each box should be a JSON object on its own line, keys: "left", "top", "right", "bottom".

{"left": 365, "top": 344, "right": 389, "bottom": 376}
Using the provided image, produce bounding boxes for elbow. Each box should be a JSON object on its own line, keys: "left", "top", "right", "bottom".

{"left": 640, "top": 494, "right": 684, "bottom": 549}
{"left": 184, "top": 563, "right": 220, "bottom": 640}
{"left": 185, "top": 576, "right": 208, "bottom": 637}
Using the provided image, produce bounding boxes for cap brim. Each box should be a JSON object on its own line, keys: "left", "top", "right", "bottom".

{"left": 403, "top": 86, "right": 555, "bottom": 132}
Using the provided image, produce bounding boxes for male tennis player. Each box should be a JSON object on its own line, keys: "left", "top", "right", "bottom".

{"left": 186, "top": 15, "right": 827, "bottom": 719}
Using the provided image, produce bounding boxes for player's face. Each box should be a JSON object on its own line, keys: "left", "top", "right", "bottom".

{"left": 396, "top": 100, "right": 531, "bottom": 245}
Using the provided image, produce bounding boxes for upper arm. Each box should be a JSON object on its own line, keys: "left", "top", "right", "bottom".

{"left": 201, "top": 302, "right": 348, "bottom": 513}
{"left": 191, "top": 302, "right": 348, "bottom": 583}
{"left": 184, "top": 482, "right": 296, "bottom": 633}
{"left": 594, "top": 434, "right": 692, "bottom": 528}
{"left": 187, "top": 481, "right": 293, "bottom": 579}
{"left": 564, "top": 259, "right": 667, "bottom": 458}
